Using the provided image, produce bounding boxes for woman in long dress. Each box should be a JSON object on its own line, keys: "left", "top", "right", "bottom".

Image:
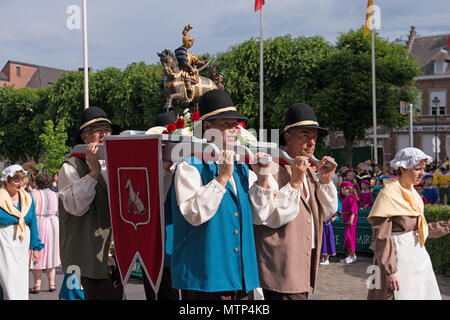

{"left": 367, "top": 148, "right": 449, "bottom": 300}
{"left": 29, "top": 173, "right": 61, "bottom": 294}
{"left": 0, "top": 165, "right": 44, "bottom": 300}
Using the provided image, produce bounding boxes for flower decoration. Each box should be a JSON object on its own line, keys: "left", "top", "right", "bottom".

{"left": 236, "top": 124, "right": 257, "bottom": 147}
{"left": 191, "top": 110, "right": 200, "bottom": 122}
{"left": 163, "top": 108, "right": 200, "bottom": 136}
{"left": 176, "top": 118, "right": 185, "bottom": 129}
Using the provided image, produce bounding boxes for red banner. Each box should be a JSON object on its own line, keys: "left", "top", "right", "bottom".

{"left": 105, "top": 135, "right": 164, "bottom": 295}
{"left": 255, "top": 0, "right": 265, "bottom": 11}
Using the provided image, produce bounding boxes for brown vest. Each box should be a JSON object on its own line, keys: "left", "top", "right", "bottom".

{"left": 253, "top": 165, "right": 324, "bottom": 294}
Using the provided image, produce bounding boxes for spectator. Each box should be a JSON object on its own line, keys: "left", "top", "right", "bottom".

{"left": 364, "top": 160, "right": 373, "bottom": 175}
{"left": 372, "top": 185, "right": 382, "bottom": 202}
{"left": 373, "top": 163, "right": 383, "bottom": 179}
{"left": 29, "top": 173, "right": 61, "bottom": 294}
{"left": 356, "top": 162, "right": 371, "bottom": 189}
{"left": 339, "top": 169, "right": 360, "bottom": 195}
{"left": 359, "top": 180, "right": 374, "bottom": 209}
{"left": 339, "top": 181, "right": 358, "bottom": 264}
{"left": 383, "top": 164, "right": 391, "bottom": 175}
{"left": 50, "top": 173, "right": 58, "bottom": 192}
{"left": 320, "top": 210, "right": 338, "bottom": 265}
{"left": 423, "top": 174, "right": 439, "bottom": 204}
{"left": 414, "top": 183, "right": 428, "bottom": 205}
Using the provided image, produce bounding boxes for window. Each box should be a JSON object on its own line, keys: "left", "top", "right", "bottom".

{"left": 16, "top": 66, "right": 21, "bottom": 77}
{"left": 415, "top": 91, "right": 422, "bottom": 115}
{"left": 429, "top": 90, "right": 447, "bottom": 115}
{"left": 434, "top": 60, "right": 445, "bottom": 74}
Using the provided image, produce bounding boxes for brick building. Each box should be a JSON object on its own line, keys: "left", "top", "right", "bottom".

{"left": 0, "top": 60, "right": 67, "bottom": 89}
{"left": 394, "top": 27, "right": 450, "bottom": 164}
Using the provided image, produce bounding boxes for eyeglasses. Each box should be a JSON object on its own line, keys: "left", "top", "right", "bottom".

{"left": 85, "top": 127, "right": 112, "bottom": 135}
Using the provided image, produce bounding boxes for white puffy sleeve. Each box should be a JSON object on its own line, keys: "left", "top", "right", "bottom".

{"left": 174, "top": 161, "right": 226, "bottom": 226}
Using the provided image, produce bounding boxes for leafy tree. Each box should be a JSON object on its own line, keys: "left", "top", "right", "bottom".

{"left": 37, "top": 119, "right": 69, "bottom": 175}
{"left": 107, "top": 62, "right": 166, "bottom": 131}
{"left": 215, "top": 35, "right": 333, "bottom": 132}
{"left": 0, "top": 86, "right": 42, "bottom": 162}
{"left": 311, "top": 28, "right": 421, "bottom": 164}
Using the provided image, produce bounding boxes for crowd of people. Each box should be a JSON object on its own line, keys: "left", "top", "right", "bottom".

{"left": 0, "top": 89, "right": 448, "bottom": 301}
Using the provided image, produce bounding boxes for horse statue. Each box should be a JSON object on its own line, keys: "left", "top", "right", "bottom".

{"left": 158, "top": 49, "right": 222, "bottom": 114}
{"left": 124, "top": 177, "right": 147, "bottom": 216}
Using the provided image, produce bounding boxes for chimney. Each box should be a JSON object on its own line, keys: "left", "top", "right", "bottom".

{"left": 406, "top": 26, "right": 416, "bottom": 54}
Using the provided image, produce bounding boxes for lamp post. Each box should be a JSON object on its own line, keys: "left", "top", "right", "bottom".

{"left": 432, "top": 96, "right": 440, "bottom": 165}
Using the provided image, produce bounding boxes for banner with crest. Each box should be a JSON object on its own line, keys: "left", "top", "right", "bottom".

{"left": 104, "top": 135, "right": 164, "bottom": 295}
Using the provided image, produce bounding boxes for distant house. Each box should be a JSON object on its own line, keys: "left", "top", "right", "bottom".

{"left": 0, "top": 60, "right": 67, "bottom": 89}
{"left": 393, "top": 27, "right": 450, "bottom": 164}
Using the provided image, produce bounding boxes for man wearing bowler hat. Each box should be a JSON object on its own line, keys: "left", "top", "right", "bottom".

{"left": 167, "top": 90, "right": 301, "bottom": 299}
{"left": 253, "top": 102, "right": 338, "bottom": 300}
{"left": 58, "top": 106, "right": 123, "bottom": 300}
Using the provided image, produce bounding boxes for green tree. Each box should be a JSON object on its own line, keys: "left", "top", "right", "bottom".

{"left": 215, "top": 35, "right": 333, "bottom": 132}
{"left": 107, "top": 62, "right": 166, "bottom": 131}
{"left": 38, "top": 119, "right": 69, "bottom": 175}
{"left": 311, "top": 28, "right": 421, "bottom": 164}
{"left": 0, "top": 86, "right": 43, "bottom": 162}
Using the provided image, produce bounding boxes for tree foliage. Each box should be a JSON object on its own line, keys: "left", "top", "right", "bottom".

{"left": 0, "top": 86, "right": 43, "bottom": 162}
{"left": 311, "top": 28, "right": 421, "bottom": 163}
{"left": 216, "top": 35, "right": 333, "bottom": 131}
{"left": 37, "top": 119, "right": 69, "bottom": 175}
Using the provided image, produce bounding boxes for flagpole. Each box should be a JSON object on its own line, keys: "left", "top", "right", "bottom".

{"left": 259, "top": 5, "right": 264, "bottom": 141}
{"left": 371, "top": 28, "right": 378, "bottom": 164}
{"left": 82, "top": 0, "right": 89, "bottom": 109}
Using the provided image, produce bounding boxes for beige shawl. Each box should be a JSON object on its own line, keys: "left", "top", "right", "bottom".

{"left": 0, "top": 186, "right": 32, "bottom": 242}
{"left": 368, "top": 178, "right": 428, "bottom": 247}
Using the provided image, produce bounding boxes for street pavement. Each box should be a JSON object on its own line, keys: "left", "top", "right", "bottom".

{"left": 29, "top": 253, "right": 449, "bottom": 300}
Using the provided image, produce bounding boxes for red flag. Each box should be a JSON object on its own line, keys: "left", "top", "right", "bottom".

{"left": 105, "top": 135, "right": 164, "bottom": 295}
{"left": 255, "top": 0, "right": 265, "bottom": 11}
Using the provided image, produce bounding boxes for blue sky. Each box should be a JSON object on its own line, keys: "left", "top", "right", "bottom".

{"left": 1, "top": 0, "right": 449, "bottom": 71}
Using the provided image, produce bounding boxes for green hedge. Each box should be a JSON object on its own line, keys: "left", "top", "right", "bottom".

{"left": 424, "top": 204, "right": 450, "bottom": 276}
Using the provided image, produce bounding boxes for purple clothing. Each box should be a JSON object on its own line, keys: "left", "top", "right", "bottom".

{"left": 341, "top": 194, "right": 358, "bottom": 252}
{"left": 321, "top": 219, "right": 336, "bottom": 256}
{"left": 358, "top": 191, "right": 373, "bottom": 209}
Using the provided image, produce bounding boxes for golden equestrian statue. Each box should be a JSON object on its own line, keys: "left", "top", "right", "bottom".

{"left": 158, "top": 24, "right": 224, "bottom": 113}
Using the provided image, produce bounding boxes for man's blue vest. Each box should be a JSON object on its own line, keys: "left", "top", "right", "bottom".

{"left": 168, "top": 157, "right": 259, "bottom": 293}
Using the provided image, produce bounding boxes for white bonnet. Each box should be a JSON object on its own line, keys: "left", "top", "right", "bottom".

{"left": 390, "top": 147, "right": 433, "bottom": 170}
{"left": 1, "top": 164, "right": 28, "bottom": 182}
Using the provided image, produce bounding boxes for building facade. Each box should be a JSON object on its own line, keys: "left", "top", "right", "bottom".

{"left": 395, "top": 28, "right": 450, "bottom": 164}
{"left": 0, "top": 60, "right": 67, "bottom": 89}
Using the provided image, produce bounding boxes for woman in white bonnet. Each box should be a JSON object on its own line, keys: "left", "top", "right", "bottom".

{"left": 0, "top": 164, "right": 44, "bottom": 300}
{"left": 367, "top": 147, "right": 449, "bottom": 300}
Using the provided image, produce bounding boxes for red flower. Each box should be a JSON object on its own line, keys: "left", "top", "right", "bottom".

{"left": 176, "top": 118, "right": 185, "bottom": 129}
{"left": 166, "top": 122, "right": 177, "bottom": 133}
{"left": 162, "top": 130, "right": 169, "bottom": 134}
{"left": 237, "top": 121, "right": 246, "bottom": 129}
{"left": 191, "top": 110, "right": 200, "bottom": 121}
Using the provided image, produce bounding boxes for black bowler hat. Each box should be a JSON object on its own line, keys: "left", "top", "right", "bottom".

{"left": 280, "top": 103, "right": 329, "bottom": 145}
{"left": 154, "top": 112, "right": 177, "bottom": 127}
{"left": 77, "top": 106, "right": 120, "bottom": 144}
{"left": 198, "top": 90, "right": 248, "bottom": 122}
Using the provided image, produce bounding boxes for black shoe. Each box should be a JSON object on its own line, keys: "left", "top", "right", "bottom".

{"left": 30, "top": 286, "right": 40, "bottom": 294}
{"left": 49, "top": 285, "right": 56, "bottom": 292}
